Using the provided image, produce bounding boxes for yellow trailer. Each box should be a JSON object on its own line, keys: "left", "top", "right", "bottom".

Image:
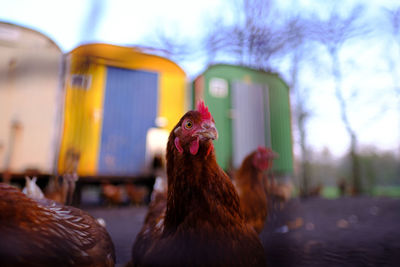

{"left": 58, "top": 43, "right": 187, "bottom": 176}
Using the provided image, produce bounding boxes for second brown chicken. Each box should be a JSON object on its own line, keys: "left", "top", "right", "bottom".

{"left": 233, "top": 146, "right": 277, "bottom": 234}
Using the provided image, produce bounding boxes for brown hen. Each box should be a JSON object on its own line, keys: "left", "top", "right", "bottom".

{"left": 130, "top": 101, "right": 266, "bottom": 267}
{"left": 101, "top": 181, "right": 124, "bottom": 205}
{"left": 130, "top": 176, "right": 167, "bottom": 266}
{"left": 234, "top": 146, "right": 277, "bottom": 234}
{"left": 0, "top": 183, "right": 115, "bottom": 267}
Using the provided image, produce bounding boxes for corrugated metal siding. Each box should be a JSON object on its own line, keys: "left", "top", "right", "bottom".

{"left": 0, "top": 23, "right": 62, "bottom": 174}
{"left": 195, "top": 64, "right": 293, "bottom": 174}
{"left": 268, "top": 79, "right": 293, "bottom": 173}
{"left": 69, "top": 44, "right": 187, "bottom": 133}
{"left": 157, "top": 72, "right": 187, "bottom": 131}
{"left": 98, "top": 67, "right": 158, "bottom": 175}
{"left": 232, "top": 81, "right": 266, "bottom": 168}
{"left": 263, "top": 84, "right": 272, "bottom": 148}
{"left": 58, "top": 62, "right": 106, "bottom": 176}
{"left": 203, "top": 74, "right": 232, "bottom": 171}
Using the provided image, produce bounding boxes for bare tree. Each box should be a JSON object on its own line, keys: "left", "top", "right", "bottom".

{"left": 384, "top": 7, "right": 400, "bottom": 97}
{"left": 203, "top": 0, "right": 293, "bottom": 71}
{"left": 383, "top": 6, "right": 400, "bottom": 177}
{"left": 283, "top": 17, "right": 315, "bottom": 196}
{"left": 309, "top": 4, "right": 369, "bottom": 195}
{"left": 150, "top": 0, "right": 318, "bottom": 196}
{"left": 294, "top": 81, "right": 313, "bottom": 197}
{"left": 80, "top": 0, "right": 106, "bottom": 43}
{"left": 204, "top": 1, "right": 324, "bottom": 196}
{"left": 146, "top": 0, "right": 297, "bottom": 72}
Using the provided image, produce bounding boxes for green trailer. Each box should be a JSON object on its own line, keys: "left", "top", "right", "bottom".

{"left": 193, "top": 64, "right": 293, "bottom": 176}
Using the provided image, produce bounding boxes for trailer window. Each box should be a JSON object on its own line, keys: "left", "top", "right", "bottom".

{"left": 71, "top": 74, "right": 91, "bottom": 90}
{"left": 209, "top": 78, "right": 228, "bottom": 98}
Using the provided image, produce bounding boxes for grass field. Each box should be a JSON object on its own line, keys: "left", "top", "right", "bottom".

{"left": 321, "top": 186, "right": 400, "bottom": 198}
{"left": 372, "top": 186, "right": 400, "bottom": 197}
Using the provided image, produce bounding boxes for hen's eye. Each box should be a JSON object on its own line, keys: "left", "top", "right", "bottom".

{"left": 185, "top": 120, "right": 193, "bottom": 129}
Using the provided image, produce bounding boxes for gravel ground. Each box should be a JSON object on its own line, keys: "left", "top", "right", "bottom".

{"left": 82, "top": 196, "right": 400, "bottom": 267}
{"left": 83, "top": 205, "right": 147, "bottom": 266}
{"left": 261, "top": 196, "right": 400, "bottom": 267}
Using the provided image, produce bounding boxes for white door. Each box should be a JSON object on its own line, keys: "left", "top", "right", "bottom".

{"left": 232, "top": 81, "right": 270, "bottom": 168}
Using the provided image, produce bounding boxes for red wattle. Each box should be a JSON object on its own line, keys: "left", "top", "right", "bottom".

{"left": 174, "top": 137, "right": 184, "bottom": 154}
{"left": 189, "top": 137, "right": 200, "bottom": 155}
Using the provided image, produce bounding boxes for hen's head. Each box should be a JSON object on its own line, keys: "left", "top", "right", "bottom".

{"left": 171, "top": 101, "right": 218, "bottom": 155}
{"left": 252, "top": 146, "right": 278, "bottom": 171}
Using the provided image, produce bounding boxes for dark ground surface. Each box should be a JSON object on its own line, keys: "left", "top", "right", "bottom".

{"left": 83, "top": 206, "right": 147, "bottom": 267}
{"left": 261, "top": 197, "right": 400, "bottom": 267}
{"left": 82, "top": 196, "right": 400, "bottom": 267}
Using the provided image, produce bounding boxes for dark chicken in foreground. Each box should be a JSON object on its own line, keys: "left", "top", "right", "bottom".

{"left": 131, "top": 101, "right": 266, "bottom": 266}
{"left": 130, "top": 177, "right": 167, "bottom": 266}
{"left": 0, "top": 183, "right": 115, "bottom": 267}
{"left": 233, "top": 146, "right": 277, "bottom": 234}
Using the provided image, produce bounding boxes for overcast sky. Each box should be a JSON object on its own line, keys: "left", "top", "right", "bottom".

{"left": 0, "top": 0, "right": 398, "bottom": 158}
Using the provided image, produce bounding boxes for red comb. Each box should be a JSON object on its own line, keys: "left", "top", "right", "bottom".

{"left": 257, "top": 146, "right": 278, "bottom": 158}
{"left": 197, "top": 100, "right": 212, "bottom": 120}
{"left": 257, "top": 146, "right": 267, "bottom": 153}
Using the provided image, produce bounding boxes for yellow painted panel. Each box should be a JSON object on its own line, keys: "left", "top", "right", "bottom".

{"left": 59, "top": 44, "right": 188, "bottom": 176}
{"left": 58, "top": 59, "right": 105, "bottom": 176}
{"left": 158, "top": 73, "right": 187, "bottom": 131}
{"left": 69, "top": 44, "right": 188, "bottom": 132}
{"left": 70, "top": 44, "right": 186, "bottom": 77}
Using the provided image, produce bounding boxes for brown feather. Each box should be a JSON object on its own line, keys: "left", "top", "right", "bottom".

{"left": 131, "top": 186, "right": 166, "bottom": 266}
{"left": 132, "top": 109, "right": 266, "bottom": 267}
{"left": 234, "top": 150, "right": 269, "bottom": 234}
{"left": 0, "top": 183, "right": 115, "bottom": 267}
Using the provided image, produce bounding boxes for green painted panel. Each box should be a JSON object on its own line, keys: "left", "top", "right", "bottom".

{"left": 268, "top": 78, "right": 293, "bottom": 174}
{"left": 202, "top": 65, "right": 261, "bottom": 170}
{"left": 193, "top": 64, "right": 293, "bottom": 174}
{"left": 203, "top": 75, "right": 233, "bottom": 170}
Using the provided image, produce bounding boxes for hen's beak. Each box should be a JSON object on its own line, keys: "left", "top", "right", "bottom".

{"left": 196, "top": 122, "right": 218, "bottom": 140}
